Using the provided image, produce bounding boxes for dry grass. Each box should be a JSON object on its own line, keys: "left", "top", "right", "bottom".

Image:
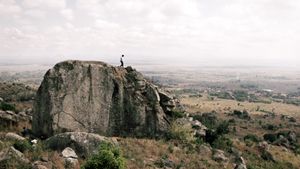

{"left": 179, "top": 94, "right": 300, "bottom": 169}
{"left": 118, "top": 137, "right": 233, "bottom": 169}
{"left": 48, "top": 151, "right": 66, "bottom": 169}
{"left": 181, "top": 95, "right": 300, "bottom": 118}
{"left": 269, "top": 145, "right": 300, "bottom": 168}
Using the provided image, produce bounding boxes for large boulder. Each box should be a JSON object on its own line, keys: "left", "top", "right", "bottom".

{"left": 45, "top": 132, "right": 117, "bottom": 158}
{"left": 213, "top": 149, "right": 228, "bottom": 163}
{"left": 5, "top": 132, "right": 26, "bottom": 141}
{"left": 33, "top": 60, "right": 171, "bottom": 138}
{"left": 62, "top": 147, "right": 79, "bottom": 169}
{"left": 0, "top": 146, "right": 30, "bottom": 164}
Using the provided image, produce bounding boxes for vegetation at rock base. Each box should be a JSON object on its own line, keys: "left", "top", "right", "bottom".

{"left": 13, "top": 140, "right": 32, "bottom": 153}
{"left": 81, "top": 142, "right": 125, "bottom": 169}
{"left": 0, "top": 101, "right": 16, "bottom": 111}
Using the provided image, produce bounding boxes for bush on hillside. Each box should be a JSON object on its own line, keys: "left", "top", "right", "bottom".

{"left": 263, "top": 134, "right": 277, "bottom": 143}
{"left": 211, "top": 136, "right": 233, "bottom": 152}
{"left": 0, "top": 102, "right": 16, "bottom": 111}
{"left": 13, "top": 140, "right": 32, "bottom": 153}
{"left": 81, "top": 142, "right": 125, "bottom": 169}
{"left": 244, "top": 134, "right": 260, "bottom": 143}
{"left": 165, "top": 122, "right": 194, "bottom": 143}
{"left": 170, "top": 110, "right": 185, "bottom": 119}
{"left": 192, "top": 112, "right": 218, "bottom": 129}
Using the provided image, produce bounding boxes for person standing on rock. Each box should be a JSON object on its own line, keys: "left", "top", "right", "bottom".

{"left": 120, "top": 54, "right": 124, "bottom": 67}
{"left": 21, "top": 127, "right": 29, "bottom": 137}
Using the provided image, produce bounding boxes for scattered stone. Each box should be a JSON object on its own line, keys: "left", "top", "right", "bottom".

{"left": 231, "top": 147, "right": 242, "bottom": 158}
{"left": 273, "top": 135, "right": 290, "bottom": 148}
{"left": 257, "top": 141, "right": 269, "bottom": 151}
{"left": 18, "top": 112, "right": 27, "bottom": 117}
{"left": 0, "top": 146, "right": 29, "bottom": 164}
{"left": 158, "top": 90, "right": 176, "bottom": 114}
{"left": 287, "top": 131, "right": 297, "bottom": 143}
{"left": 32, "top": 161, "right": 53, "bottom": 169}
{"left": 281, "top": 115, "right": 297, "bottom": 122}
{"left": 62, "top": 147, "right": 78, "bottom": 159}
{"left": 191, "top": 120, "right": 202, "bottom": 129}
{"left": 194, "top": 129, "right": 206, "bottom": 137}
{"left": 281, "top": 147, "right": 289, "bottom": 152}
{"left": 32, "top": 163, "right": 48, "bottom": 169}
{"left": 45, "top": 132, "right": 117, "bottom": 158}
{"left": 238, "top": 157, "right": 246, "bottom": 165}
{"left": 31, "top": 139, "right": 38, "bottom": 144}
{"left": 213, "top": 149, "right": 228, "bottom": 162}
{"left": 5, "top": 132, "right": 25, "bottom": 141}
{"left": 65, "top": 157, "right": 79, "bottom": 169}
{"left": 0, "top": 110, "right": 18, "bottom": 122}
{"left": 0, "top": 110, "right": 31, "bottom": 130}
{"left": 289, "top": 117, "right": 297, "bottom": 122}
{"left": 235, "top": 163, "right": 247, "bottom": 169}
{"left": 155, "top": 158, "right": 176, "bottom": 168}
{"left": 25, "top": 108, "right": 33, "bottom": 115}
{"left": 41, "top": 156, "right": 48, "bottom": 162}
{"left": 198, "top": 144, "right": 212, "bottom": 156}
{"left": 174, "top": 118, "right": 190, "bottom": 126}
{"left": 62, "top": 147, "right": 79, "bottom": 169}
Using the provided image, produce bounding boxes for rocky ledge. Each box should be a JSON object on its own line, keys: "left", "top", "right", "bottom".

{"left": 33, "top": 60, "right": 176, "bottom": 138}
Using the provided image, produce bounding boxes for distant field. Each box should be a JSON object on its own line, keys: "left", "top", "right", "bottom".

{"left": 1, "top": 63, "right": 300, "bottom": 93}
{"left": 181, "top": 94, "right": 300, "bottom": 117}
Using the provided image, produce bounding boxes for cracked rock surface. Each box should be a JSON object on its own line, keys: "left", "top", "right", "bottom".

{"left": 33, "top": 60, "right": 172, "bottom": 138}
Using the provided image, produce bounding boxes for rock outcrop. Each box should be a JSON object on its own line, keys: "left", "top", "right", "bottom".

{"left": 0, "top": 146, "right": 30, "bottom": 165}
{"left": 5, "top": 132, "right": 26, "bottom": 141}
{"left": 0, "top": 110, "right": 31, "bottom": 130}
{"left": 62, "top": 147, "right": 79, "bottom": 169}
{"left": 33, "top": 60, "right": 173, "bottom": 138}
{"left": 45, "top": 132, "right": 117, "bottom": 158}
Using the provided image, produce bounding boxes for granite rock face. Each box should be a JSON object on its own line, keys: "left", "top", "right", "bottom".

{"left": 33, "top": 60, "right": 172, "bottom": 138}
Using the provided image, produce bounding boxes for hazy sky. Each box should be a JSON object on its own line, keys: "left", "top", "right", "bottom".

{"left": 0, "top": 0, "right": 300, "bottom": 66}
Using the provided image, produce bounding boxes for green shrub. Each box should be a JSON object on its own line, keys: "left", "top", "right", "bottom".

{"left": 170, "top": 110, "right": 185, "bottom": 119}
{"left": 0, "top": 102, "right": 16, "bottom": 111}
{"left": 263, "top": 134, "right": 277, "bottom": 143}
{"left": 244, "top": 134, "right": 260, "bottom": 143}
{"left": 165, "top": 122, "right": 194, "bottom": 143}
{"left": 81, "top": 142, "right": 125, "bottom": 169}
{"left": 192, "top": 113, "right": 218, "bottom": 129}
{"left": 204, "top": 120, "right": 230, "bottom": 142}
{"left": 13, "top": 140, "right": 32, "bottom": 153}
{"left": 294, "top": 144, "right": 300, "bottom": 155}
{"left": 216, "top": 121, "right": 230, "bottom": 135}
{"left": 232, "top": 110, "right": 251, "bottom": 119}
{"left": 211, "top": 136, "right": 233, "bottom": 152}
{"left": 262, "top": 124, "right": 278, "bottom": 131}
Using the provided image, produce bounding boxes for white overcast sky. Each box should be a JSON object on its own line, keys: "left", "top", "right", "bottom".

{"left": 0, "top": 0, "right": 300, "bottom": 66}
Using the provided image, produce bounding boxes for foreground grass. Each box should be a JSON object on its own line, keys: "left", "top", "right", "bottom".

{"left": 119, "top": 138, "right": 230, "bottom": 169}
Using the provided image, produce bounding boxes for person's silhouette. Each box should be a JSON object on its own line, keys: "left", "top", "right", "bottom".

{"left": 120, "top": 55, "right": 124, "bottom": 67}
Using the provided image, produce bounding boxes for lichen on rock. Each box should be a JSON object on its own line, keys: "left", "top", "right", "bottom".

{"left": 33, "top": 60, "right": 174, "bottom": 138}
